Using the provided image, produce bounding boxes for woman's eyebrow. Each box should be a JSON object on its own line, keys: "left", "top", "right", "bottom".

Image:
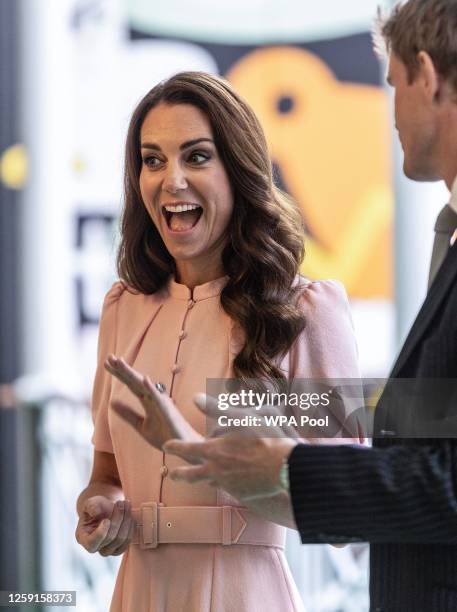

{"left": 141, "top": 142, "right": 161, "bottom": 151}
{"left": 180, "top": 138, "right": 214, "bottom": 150}
{"left": 140, "top": 137, "right": 214, "bottom": 151}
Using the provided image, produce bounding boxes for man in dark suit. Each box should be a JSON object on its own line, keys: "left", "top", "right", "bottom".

{"left": 163, "top": 1, "right": 457, "bottom": 610}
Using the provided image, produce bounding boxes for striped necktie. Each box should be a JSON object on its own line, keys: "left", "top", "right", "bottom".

{"left": 428, "top": 204, "right": 457, "bottom": 289}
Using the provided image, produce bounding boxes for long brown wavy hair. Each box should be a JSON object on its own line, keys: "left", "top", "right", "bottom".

{"left": 118, "top": 71, "right": 307, "bottom": 389}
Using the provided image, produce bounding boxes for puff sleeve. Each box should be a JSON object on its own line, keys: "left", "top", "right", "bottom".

{"left": 287, "top": 280, "right": 364, "bottom": 442}
{"left": 90, "top": 281, "right": 126, "bottom": 453}
{"left": 289, "top": 280, "right": 360, "bottom": 379}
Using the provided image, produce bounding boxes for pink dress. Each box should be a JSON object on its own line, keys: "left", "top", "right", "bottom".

{"left": 91, "top": 275, "right": 360, "bottom": 612}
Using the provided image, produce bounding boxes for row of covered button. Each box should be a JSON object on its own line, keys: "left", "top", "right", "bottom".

{"left": 160, "top": 298, "right": 195, "bottom": 483}
{"left": 170, "top": 299, "right": 194, "bottom": 374}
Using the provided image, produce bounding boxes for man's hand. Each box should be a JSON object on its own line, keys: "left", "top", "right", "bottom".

{"left": 104, "top": 355, "right": 202, "bottom": 450}
{"left": 163, "top": 436, "right": 297, "bottom": 501}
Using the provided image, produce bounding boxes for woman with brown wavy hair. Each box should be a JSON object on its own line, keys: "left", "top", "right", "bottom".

{"left": 75, "top": 71, "right": 360, "bottom": 611}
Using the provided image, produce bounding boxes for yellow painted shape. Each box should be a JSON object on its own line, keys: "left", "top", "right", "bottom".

{"left": 228, "top": 46, "right": 393, "bottom": 298}
{"left": 300, "top": 187, "right": 393, "bottom": 294}
{"left": 0, "top": 144, "right": 28, "bottom": 190}
{"left": 72, "top": 155, "right": 87, "bottom": 175}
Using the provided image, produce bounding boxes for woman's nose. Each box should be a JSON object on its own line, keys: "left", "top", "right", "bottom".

{"left": 162, "top": 163, "right": 188, "bottom": 194}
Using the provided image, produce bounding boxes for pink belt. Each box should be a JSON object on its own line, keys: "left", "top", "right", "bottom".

{"left": 131, "top": 502, "right": 285, "bottom": 550}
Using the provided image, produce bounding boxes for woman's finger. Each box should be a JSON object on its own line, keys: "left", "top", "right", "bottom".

{"left": 105, "top": 356, "right": 154, "bottom": 398}
{"left": 111, "top": 500, "right": 131, "bottom": 544}
{"left": 82, "top": 518, "right": 111, "bottom": 553}
{"left": 106, "top": 358, "right": 171, "bottom": 416}
{"left": 99, "top": 501, "right": 133, "bottom": 556}
{"left": 142, "top": 376, "right": 177, "bottom": 418}
{"left": 111, "top": 400, "right": 144, "bottom": 431}
{"left": 110, "top": 515, "right": 136, "bottom": 556}
{"left": 97, "top": 501, "right": 125, "bottom": 553}
{"left": 105, "top": 359, "right": 147, "bottom": 399}
{"left": 143, "top": 375, "right": 167, "bottom": 401}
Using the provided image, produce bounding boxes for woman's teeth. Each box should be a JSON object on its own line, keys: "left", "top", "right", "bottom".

{"left": 162, "top": 204, "right": 203, "bottom": 232}
{"left": 164, "top": 203, "right": 200, "bottom": 213}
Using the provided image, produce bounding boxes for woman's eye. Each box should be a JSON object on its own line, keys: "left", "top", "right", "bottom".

{"left": 143, "top": 156, "right": 162, "bottom": 168}
{"left": 188, "top": 151, "right": 210, "bottom": 164}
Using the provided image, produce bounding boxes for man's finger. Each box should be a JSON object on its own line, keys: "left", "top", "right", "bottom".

{"left": 207, "top": 410, "right": 300, "bottom": 439}
{"left": 170, "top": 464, "right": 212, "bottom": 483}
{"left": 210, "top": 426, "right": 232, "bottom": 438}
{"left": 111, "top": 400, "right": 144, "bottom": 431}
{"left": 195, "top": 394, "right": 300, "bottom": 438}
{"left": 163, "top": 439, "right": 212, "bottom": 463}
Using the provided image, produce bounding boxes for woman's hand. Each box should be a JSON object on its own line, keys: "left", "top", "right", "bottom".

{"left": 75, "top": 496, "right": 134, "bottom": 556}
{"left": 104, "top": 355, "right": 203, "bottom": 451}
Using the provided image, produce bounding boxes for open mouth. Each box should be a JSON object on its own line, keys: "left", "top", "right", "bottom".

{"left": 162, "top": 204, "right": 203, "bottom": 232}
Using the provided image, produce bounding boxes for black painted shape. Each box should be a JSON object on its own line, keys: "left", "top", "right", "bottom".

{"left": 75, "top": 276, "right": 101, "bottom": 327}
{"left": 75, "top": 212, "right": 114, "bottom": 248}
{"left": 128, "top": 31, "right": 381, "bottom": 87}
{"left": 277, "top": 95, "right": 295, "bottom": 114}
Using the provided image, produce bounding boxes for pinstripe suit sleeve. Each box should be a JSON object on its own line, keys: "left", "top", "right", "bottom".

{"left": 288, "top": 441, "right": 457, "bottom": 544}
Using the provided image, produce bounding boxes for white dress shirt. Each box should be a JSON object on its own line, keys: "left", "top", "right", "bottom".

{"left": 450, "top": 177, "right": 457, "bottom": 246}
{"left": 450, "top": 176, "right": 457, "bottom": 214}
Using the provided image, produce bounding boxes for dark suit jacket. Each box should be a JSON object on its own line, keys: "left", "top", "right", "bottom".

{"left": 289, "top": 243, "right": 457, "bottom": 612}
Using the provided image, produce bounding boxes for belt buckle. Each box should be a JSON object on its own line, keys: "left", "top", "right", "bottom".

{"left": 139, "top": 501, "right": 158, "bottom": 549}
{"left": 223, "top": 507, "right": 247, "bottom": 545}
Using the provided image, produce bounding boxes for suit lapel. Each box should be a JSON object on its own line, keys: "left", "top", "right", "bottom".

{"left": 390, "top": 243, "right": 457, "bottom": 378}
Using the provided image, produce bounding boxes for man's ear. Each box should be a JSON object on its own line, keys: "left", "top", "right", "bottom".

{"left": 417, "top": 51, "right": 440, "bottom": 102}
